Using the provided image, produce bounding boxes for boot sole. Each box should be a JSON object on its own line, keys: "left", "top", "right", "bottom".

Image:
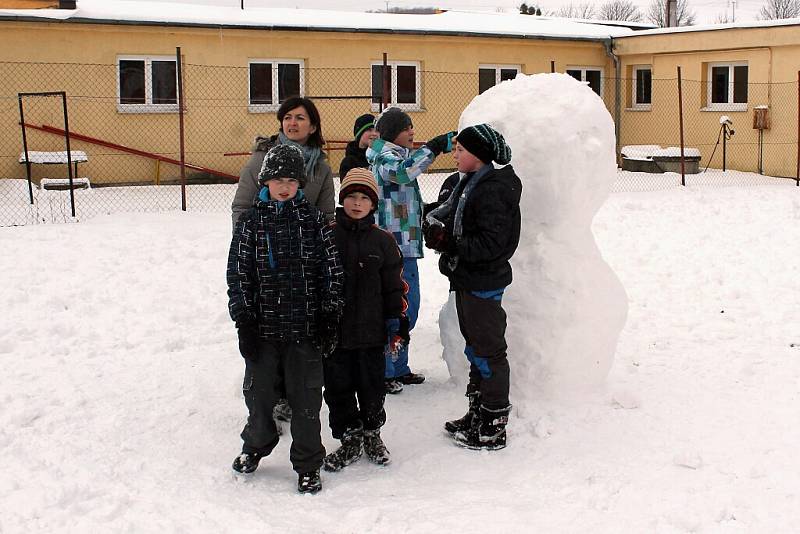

{"left": 322, "top": 454, "right": 363, "bottom": 472}
{"left": 452, "top": 439, "right": 507, "bottom": 451}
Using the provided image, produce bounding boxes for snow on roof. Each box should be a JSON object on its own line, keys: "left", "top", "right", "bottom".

{"left": 0, "top": 0, "right": 634, "bottom": 40}
{"left": 618, "top": 16, "right": 800, "bottom": 37}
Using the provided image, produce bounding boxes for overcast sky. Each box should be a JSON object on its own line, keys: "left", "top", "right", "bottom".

{"left": 141, "top": 0, "right": 766, "bottom": 25}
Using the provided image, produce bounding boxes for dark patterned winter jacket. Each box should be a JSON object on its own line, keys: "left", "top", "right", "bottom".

{"left": 227, "top": 193, "right": 344, "bottom": 341}
{"left": 438, "top": 165, "right": 522, "bottom": 291}
{"left": 333, "top": 208, "right": 408, "bottom": 350}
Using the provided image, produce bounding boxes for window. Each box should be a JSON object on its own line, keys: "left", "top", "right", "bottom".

{"left": 248, "top": 59, "right": 304, "bottom": 112}
{"left": 707, "top": 62, "right": 748, "bottom": 111}
{"left": 479, "top": 65, "right": 521, "bottom": 94}
{"left": 566, "top": 67, "right": 603, "bottom": 96}
{"left": 117, "top": 56, "right": 178, "bottom": 113}
{"left": 632, "top": 66, "right": 652, "bottom": 108}
{"left": 371, "top": 61, "right": 421, "bottom": 111}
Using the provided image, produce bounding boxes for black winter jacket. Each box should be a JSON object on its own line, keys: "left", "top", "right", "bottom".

{"left": 338, "top": 140, "right": 369, "bottom": 181}
{"left": 439, "top": 165, "right": 522, "bottom": 291}
{"left": 333, "top": 208, "right": 407, "bottom": 349}
{"left": 227, "top": 194, "right": 344, "bottom": 341}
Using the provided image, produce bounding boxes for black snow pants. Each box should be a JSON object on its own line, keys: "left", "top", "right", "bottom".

{"left": 322, "top": 346, "right": 386, "bottom": 439}
{"left": 240, "top": 339, "right": 325, "bottom": 474}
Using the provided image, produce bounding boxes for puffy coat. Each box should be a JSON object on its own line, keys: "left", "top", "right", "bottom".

{"left": 439, "top": 165, "right": 522, "bottom": 291}
{"left": 333, "top": 208, "right": 407, "bottom": 350}
{"left": 231, "top": 135, "right": 335, "bottom": 227}
{"left": 227, "top": 193, "right": 344, "bottom": 341}
{"left": 338, "top": 140, "right": 369, "bottom": 181}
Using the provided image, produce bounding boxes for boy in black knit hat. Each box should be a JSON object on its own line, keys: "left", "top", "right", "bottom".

{"left": 422, "top": 123, "right": 522, "bottom": 451}
{"left": 322, "top": 167, "right": 409, "bottom": 472}
{"left": 227, "top": 144, "right": 344, "bottom": 493}
{"left": 338, "top": 113, "right": 377, "bottom": 180}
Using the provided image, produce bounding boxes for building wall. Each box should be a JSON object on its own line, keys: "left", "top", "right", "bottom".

{"left": 0, "top": 20, "right": 610, "bottom": 185}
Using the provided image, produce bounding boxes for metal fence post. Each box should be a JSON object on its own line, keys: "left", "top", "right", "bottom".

{"left": 177, "top": 46, "right": 187, "bottom": 210}
{"left": 61, "top": 91, "right": 76, "bottom": 217}
{"left": 382, "top": 52, "right": 389, "bottom": 112}
{"left": 796, "top": 70, "right": 799, "bottom": 186}
{"left": 677, "top": 66, "right": 685, "bottom": 186}
{"left": 17, "top": 95, "right": 34, "bottom": 205}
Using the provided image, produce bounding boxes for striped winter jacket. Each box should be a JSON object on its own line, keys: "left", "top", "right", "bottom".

{"left": 226, "top": 193, "right": 344, "bottom": 341}
{"left": 366, "top": 139, "right": 437, "bottom": 259}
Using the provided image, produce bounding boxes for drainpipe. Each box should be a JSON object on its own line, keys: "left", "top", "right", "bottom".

{"left": 604, "top": 38, "right": 621, "bottom": 166}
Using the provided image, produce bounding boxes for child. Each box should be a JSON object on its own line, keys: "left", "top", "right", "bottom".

{"left": 422, "top": 124, "right": 521, "bottom": 451}
{"left": 226, "top": 144, "right": 344, "bottom": 493}
{"left": 338, "top": 113, "right": 378, "bottom": 180}
{"left": 322, "top": 167, "right": 409, "bottom": 472}
{"left": 367, "top": 106, "right": 456, "bottom": 394}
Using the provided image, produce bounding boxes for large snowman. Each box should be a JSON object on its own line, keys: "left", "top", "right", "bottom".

{"left": 438, "top": 73, "right": 628, "bottom": 413}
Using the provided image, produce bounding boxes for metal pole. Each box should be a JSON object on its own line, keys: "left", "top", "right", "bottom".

{"left": 382, "top": 53, "right": 389, "bottom": 112}
{"left": 677, "top": 66, "right": 685, "bottom": 186}
{"left": 723, "top": 125, "right": 727, "bottom": 172}
{"left": 796, "top": 70, "right": 799, "bottom": 185}
{"left": 61, "top": 91, "right": 76, "bottom": 217}
{"left": 550, "top": 60, "right": 555, "bottom": 73}
{"left": 177, "top": 46, "right": 187, "bottom": 211}
{"left": 18, "top": 94, "right": 34, "bottom": 204}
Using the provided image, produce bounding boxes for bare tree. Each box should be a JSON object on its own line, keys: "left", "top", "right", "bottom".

{"left": 713, "top": 11, "right": 734, "bottom": 23}
{"left": 553, "top": 2, "right": 597, "bottom": 18}
{"left": 758, "top": 0, "right": 800, "bottom": 19}
{"left": 597, "top": 0, "right": 644, "bottom": 21}
{"left": 647, "top": 0, "right": 696, "bottom": 26}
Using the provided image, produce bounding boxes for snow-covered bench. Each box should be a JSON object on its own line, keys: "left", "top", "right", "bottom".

{"left": 621, "top": 145, "right": 701, "bottom": 174}
{"left": 19, "top": 150, "right": 90, "bottom": 188}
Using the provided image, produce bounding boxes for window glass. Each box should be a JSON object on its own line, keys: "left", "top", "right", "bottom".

{"left": 371, "top": 64, "right": 391, "bottom": 105}
{"left": 733, "top": 65, "right": 748, "bottom": 104}
{"left": 151, "top": 61, "right": 177, "bottom": 105}
{"left": 636, "top": 68, "right": 652, "bottom": 105}
{"left": 397, "top": 65, "right": 417, "bottom": 104}
{"left": 711, "top": 66, "right": 729, "bottom": 104}
{"left": 250, "top": 63, "right": 272, "bottom": 105}
{"left": 119, "top": 60, "right": 145, "bottom": 104}
{"left": 566, "top": 69, "right": 582, "bottom": 81}
{"left": 278, "top": 63, "right": 300, "bottom": 103}
{"left": 500, "top": 68, "right": 517, "bottom": 82}
{"left": 478, "top": 68, "right": 495, "bottom": 94}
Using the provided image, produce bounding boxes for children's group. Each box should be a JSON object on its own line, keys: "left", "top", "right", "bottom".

{"left": 226, "top": 96, "right": 522, "bottom": 494}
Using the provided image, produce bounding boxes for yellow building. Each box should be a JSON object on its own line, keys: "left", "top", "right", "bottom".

{"left": 0, "top": 2, "right": 797, "bottom": 185}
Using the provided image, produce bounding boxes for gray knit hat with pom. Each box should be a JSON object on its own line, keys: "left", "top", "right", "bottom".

{"left": 258, "top": 144, "right": 306, "bottom": 187}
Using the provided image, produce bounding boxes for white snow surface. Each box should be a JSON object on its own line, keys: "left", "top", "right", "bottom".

{"left": 450, "top": 73, "right": 628, "bottom": 396}
{"left": 0, "top": 0, "right": 633, "bottom": 39}
{"left": 2, "top": 176, "right": 800, "bottom": 531}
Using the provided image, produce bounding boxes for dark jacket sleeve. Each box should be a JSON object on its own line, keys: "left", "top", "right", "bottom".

{"left": 226, "top": 213, "right": 258, "bottom": 326}
{"left": 339, "top": 156, "right": 356, "bottom": 182}
{"left": 317, "top": 216, "right": 345, "bottom": 316}
{"left": 454, "top": 181, "right": 515, "bottom": 264}
{"left": 380, "top": 232, "right": 408, "bottom": 319}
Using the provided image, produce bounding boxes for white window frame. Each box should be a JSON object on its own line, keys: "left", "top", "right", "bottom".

{"left": 247, "top": 59, "right": 305, "bottom": 113}
{"left": 370, "top": 60, "right": 422, "bottom": 112}
{"left": 705, "top": 62, "right": 748, "bottom": 112}
{"left": 116, "top": 55, "right": 179, "bottom": 114}
{"left": 631, "top": 65, "right": 652, "bottom": 110}
{"left": 566, "top": 66, "right": 604, "bottom": 97}
{"left": 478, "top": 64, "right": 521, "bottom": 94}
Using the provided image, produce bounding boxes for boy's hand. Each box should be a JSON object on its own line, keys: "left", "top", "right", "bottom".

{"left": 237, "top": 323, "right": 260, "bottom": 362}
{"left": 316, "top": 314, "right": 340, "bottom": 358}
{"left": 424, "top": 131, "right": 457, "bottom": 156}
{"left": 422, "top": 220, "right": 450, "bottom": 253}
{"left": 385, "top": 316, "right": 410, "bottom": 360}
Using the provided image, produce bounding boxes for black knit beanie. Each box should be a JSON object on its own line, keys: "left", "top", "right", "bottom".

{"left": 258, "top": 144, "right": 306, "bottom": 187}
{"left": 353, "top": 113, "right": 376, "bottom": 142}
{"left": 455, "top": 124, "right": 512, "bottom": 165}
{"left": 376, "top": 107, "right": 412, "bottom": 144}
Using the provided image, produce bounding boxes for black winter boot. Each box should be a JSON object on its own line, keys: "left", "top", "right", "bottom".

{"left": 232, "top": 451, "right": 265, "bottom": 474}
{"left": 444, "top": 390, "right": 481, "bottom": 435}
{"left": 323, "top": 424, "right": 364, "bottom": 472}
{"left": 363, "top": 429, "right": 391, "bottom": 465}
{"left": 452, "top": 405, "right": 511, "bottom": 451}
{"left": 297, "top": 469, "right": 322, "bottom": 494}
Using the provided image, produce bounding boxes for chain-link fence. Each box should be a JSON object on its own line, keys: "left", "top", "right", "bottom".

{"left": 2, "top": 58, "right": 798, "bottom": 226}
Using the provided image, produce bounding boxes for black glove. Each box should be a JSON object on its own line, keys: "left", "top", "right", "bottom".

{"left": 424, "top": 131, "right": 456, "bottom": 156}
{"left": 237, "top": 323, "right": 260, "bottom": 362}
{"left": 422, "top": 221, "right": 450, "bottom": 253}
{"left": 422, "top": 201, "right": 441, "bottom": 219}
{"left": 316, "top": 313, "right": 340, "bottom": 358}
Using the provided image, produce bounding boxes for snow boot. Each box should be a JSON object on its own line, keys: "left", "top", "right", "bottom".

{"left": 297, "top": 469, "right": 322, "bottom": 494}
{"left": 323, "top": 424, "right": 364, "bottom": 472}
{"left": 232, "top": 451, "right": 265, "bottom": 474}
{"left": 444, "top": 390, "right": 481, "bottom": 435}
{"left": 397, "top": 372, "right": 426, "bottom": 385}
{"left": 384, "top": 379, "right": 403, "bottom": 395}
{"left": 363, "top": 429, "right": 391, "bottom": 465}
{"left": 452, "top": 405, "right": 511, "bottom": 451}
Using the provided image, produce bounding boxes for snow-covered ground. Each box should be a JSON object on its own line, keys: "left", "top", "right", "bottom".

{"left": 1, "top": 172, "right": 799, "bottom": 532}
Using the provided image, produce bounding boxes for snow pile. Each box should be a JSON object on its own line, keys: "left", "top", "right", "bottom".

{"left": 621, "top": 145, "right": 702, "bottom": 160}
{"left": 440, "top": 73, "right": 628, "bottom": 403}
